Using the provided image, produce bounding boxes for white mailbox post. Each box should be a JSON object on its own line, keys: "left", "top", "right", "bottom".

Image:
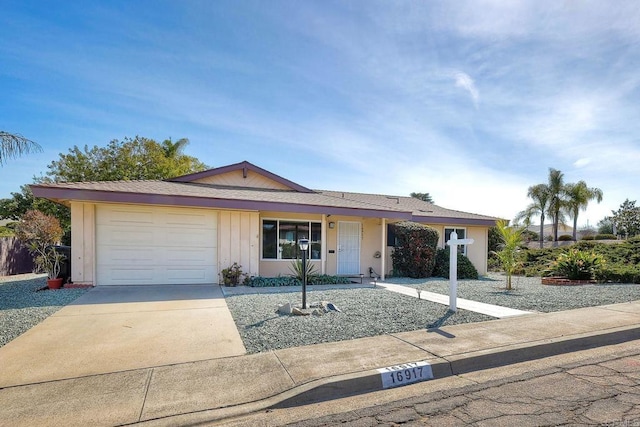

{"left": 446, "top": 231, "right": 474, "bottom": 312}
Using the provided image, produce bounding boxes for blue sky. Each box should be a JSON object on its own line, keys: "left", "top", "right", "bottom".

{"left": 2, "top": 1, "right": 639, "bottom": 228}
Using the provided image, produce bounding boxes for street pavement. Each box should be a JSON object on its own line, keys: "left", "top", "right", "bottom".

{"left": 212, "top": 338, "right": 640, "bottom": 426}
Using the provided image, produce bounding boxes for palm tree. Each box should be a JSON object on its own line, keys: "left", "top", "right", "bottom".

{"left": 515, "top": 183, "right": 550, "bottom": 248}
{"left": 547, "top": 168, "right": 566, "bottom": 244}
{"left": 410, "top": 192, "right": 434, "bottom": 203}
{"left": 565, "top": 181, "right": 603, "bottom": 241}
{"left": 161, "top": 138, "right": 189, "bottom": 159}
{"left": 494, "top": 219, "right": 524, "bottom": 290}
{"left": 0, "top": 131, "right": 41, "bottom": 165}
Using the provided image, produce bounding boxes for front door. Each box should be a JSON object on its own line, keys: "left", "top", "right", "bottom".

{"left": 337, "top": 221, "right": 361, "bottom": 275}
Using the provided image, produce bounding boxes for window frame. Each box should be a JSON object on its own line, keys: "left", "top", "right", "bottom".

{"left": 261, "top": 218, "right": 323, "bottom": 261}
{"left": 443, "top": 227, "right": 468, "bottom": 256}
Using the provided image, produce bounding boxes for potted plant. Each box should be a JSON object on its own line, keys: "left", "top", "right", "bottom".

{"left": 35, "top": 247, "right": 66, "bottom": 289}
{"left": 15, "top": 210, "right": 66, "bottom": 289}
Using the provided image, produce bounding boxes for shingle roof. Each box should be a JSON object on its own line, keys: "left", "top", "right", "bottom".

{"left": 31, "top": 179, "right": 498, "bottom": 225}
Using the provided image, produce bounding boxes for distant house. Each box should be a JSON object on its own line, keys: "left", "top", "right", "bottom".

{"left": 31, "top": 161, "right": 499, "bottom": 286}
{"left": 526, "top": 224, "right": 574, "bottom": 239}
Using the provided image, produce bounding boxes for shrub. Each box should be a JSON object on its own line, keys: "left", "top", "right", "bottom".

{"left": 548, "top": 248, "right": 604, "bottom": 280}
{"left": 433, "top": 248, "right": 478, "bottom": 279}
{"left": 390, "top": 221, "right": 439, "bottom": 278}
{"left": 558, "top": 234, "right": 573, "bottom": 241}
{"left": 247, "top": 274, "right": 351, "bottom": 287}
{"left": 595, "top": 234, "right": 617, "bottom": 240}
{"left": 15, "top": 210, "right": 64, "bottom": 279}
{"left": 220, "top": 262, "right": 247, "bottom": 286}
{"left": 581, "top": 235, "right": 595, "bottom": 241}
{"left": 596, "top": 263, "right": 640, "bottom": 283}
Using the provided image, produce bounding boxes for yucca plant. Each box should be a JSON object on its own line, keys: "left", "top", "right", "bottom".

{"left": 289, "top": 259, "right": 318, "bottom": 284}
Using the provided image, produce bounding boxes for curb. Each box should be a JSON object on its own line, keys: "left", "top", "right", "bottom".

{"left": 271, "top": 324, "right": 640, "bottom": 409}
{"left": 132, "top": 324, "right": 640, "bottom": 426}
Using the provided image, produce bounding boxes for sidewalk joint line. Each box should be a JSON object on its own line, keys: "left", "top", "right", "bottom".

{"left": 274, "top": 352, "right": 296, "bottom": 385}
{"left": 138, "top": 368, "right": 154, "bottom": 422}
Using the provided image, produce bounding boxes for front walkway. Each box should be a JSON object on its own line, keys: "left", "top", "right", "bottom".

{"left": 377, "top": 282, "right": 534, "bottom": 318}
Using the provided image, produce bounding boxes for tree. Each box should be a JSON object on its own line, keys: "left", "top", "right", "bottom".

{"left": 0, "top": 136, "right": 208, "bottom": 241}
{"left": 515, "top": 183, "right": 550, "bottom": 249}
{"left": 597, "top": 217, "right": 614, "bottom": 235}
{"left": 14, "top": 210, "right": 64, "bottom": 279}
{"left": 493, "top": 219, "right": 524, "bottom": 290}
{"left": 0, "top": 131, "right": 42, "bottom": 165}
{"left": 161, "top": 137, "right": 190, "bottom": 158}
{"left": 611, "top": 199, "right": 640, "bottom": 238}
{"left": 410, "top": 192, "right": 434, "bottom": 203}
{"left": 45, "top": 136, "right": 207, "bottom": 182}
{"left": 564, "top": 181, "right": 603, "bottom": 241}
{"left": 546, "top": 168, "right": 566, "bottom": 244}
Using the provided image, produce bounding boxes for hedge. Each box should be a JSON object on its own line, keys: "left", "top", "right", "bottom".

{"left": 390, "top": 221, "right": 439, "bottom": 278}
{"left": 433, "top": 248, "right": 479, "bottom": 280}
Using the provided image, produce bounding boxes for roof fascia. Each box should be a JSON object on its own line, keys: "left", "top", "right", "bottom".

{"left": 412, "top": 215, "right": 498, "bottom": 227}
{"left": 167, "top": 161, "right": 314, "bottom": 193}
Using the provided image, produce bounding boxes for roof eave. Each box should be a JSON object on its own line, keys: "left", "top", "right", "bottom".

{"left": 31, "top": 186, "right": 412, "bottom": 220}
{"left": 412, "top": 215, "right": 498, "bottom": 227}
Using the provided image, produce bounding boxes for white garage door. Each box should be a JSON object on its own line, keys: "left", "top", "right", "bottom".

{"left": 96, "top": 205, "right": 217, "bottom": 285}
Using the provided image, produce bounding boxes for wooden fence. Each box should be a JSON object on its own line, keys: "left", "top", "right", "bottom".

{"left": 0, "top": 237, "right": 34, "bottom": 276}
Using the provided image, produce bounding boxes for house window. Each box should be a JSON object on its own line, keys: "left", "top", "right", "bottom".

{"left": 444, "top": 228, "right": 467, "bottom": 255}
{"left": 387, "top": 223, "right": 398, "bottom": 247}
{"left": 262, "top": 220, "right": 322, "bottom": 260}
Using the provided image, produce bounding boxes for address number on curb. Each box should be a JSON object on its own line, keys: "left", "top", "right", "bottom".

{"left": 377, "top": 361, "right": 434, "bottom": 389}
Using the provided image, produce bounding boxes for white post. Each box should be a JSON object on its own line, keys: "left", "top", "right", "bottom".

{"left": 446, "top": 231, "right": 474, "bottom": 313}
{"left": 449, "top": 232, "right": 458, "bottom": 312}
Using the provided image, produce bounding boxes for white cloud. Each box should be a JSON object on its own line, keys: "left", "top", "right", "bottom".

{"left": 573, "top": 158, "right": 591, "bottom": 168}
{"left": 453, "top": 71, "right": 479, "bottom": 109}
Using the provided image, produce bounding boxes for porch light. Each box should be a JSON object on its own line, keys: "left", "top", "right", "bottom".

{"left": 298, "top": 238, "right": 309, "bottom": 252}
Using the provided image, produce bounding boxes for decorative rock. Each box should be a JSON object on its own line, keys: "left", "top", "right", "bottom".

{"left": 276, "top": 302, "right": 292, "bottom": 315}
{"left": 312, "top": 309, "right": 324, "bottom": 316}
{"left": 292, "top": 307, "right": 310, "bottom": 316}
{"left": 326, "top": 302, "right": 341, "bottom": 312}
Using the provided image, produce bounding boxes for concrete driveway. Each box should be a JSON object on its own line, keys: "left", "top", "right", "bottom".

{"left": 0, "top": 285, "right": 246, "bottom": 388}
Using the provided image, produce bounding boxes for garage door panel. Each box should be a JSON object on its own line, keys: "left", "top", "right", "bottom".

{"left": 96, "top": 205, "right": 218, "bottom": 285}
{"left": 165, "top": 212, "right": 214, "bottom": 227}
{"left": 101, "top": 228, "right": 156, "bottom": 245}
{"left": 165, "top": 248, "right": 216, "bottom": 265}
{"left": 166, "top": 228, "right": 216, "bottom": 246}
{"left": 101, "top": 246, "right": 157, "bottom": 265}
{"left": 98, "top": 208, "right": 155, "bottom": 225}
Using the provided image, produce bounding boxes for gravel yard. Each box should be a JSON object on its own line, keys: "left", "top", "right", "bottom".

{"left": 225, "top": 288, "right": 493, "bottom": 353}
{"left": 0, "top": 274, "right": 88, "bottom": 348}
{"left": 226, "top": 274, "right": 640, "bottom": 353}
{"left": 387, "top": 273, "right": 640, "bottom": 313}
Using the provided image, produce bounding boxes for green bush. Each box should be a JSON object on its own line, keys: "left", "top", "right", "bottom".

{"left": 581, "top": 235, "right": 595, "bottom": 241}
{"left": 595, "top": 234, "right": 617, "bottom": 240}
{"left": 433, "top": 248, "right": 478, "bottom": 280}
{"left": 548, "top": 248, "right": 604, "bottom": 280}
{"left": 390, "top": 221, "right": 439, "bottom": 278}
{"left": 558, "top": 234, "right": 573, "bottom": 241}
{"left": 247, "top": 274, "right": 351, "bottom": 287}
{"left": 596, "top": 263, "right": 640, "bottom": 283}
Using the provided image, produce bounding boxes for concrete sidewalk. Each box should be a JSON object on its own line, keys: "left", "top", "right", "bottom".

{"left": 2, "top": 301, "right": 640, "bottom": 427}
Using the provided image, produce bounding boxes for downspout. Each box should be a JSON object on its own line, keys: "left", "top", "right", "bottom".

{"left": 381, "top": 218, "right": 386, "bottom": 281}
